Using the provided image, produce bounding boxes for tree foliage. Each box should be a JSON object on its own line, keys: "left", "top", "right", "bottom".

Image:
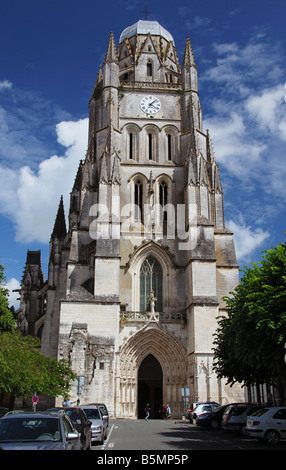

{"left": 0, "top": 264, "right": 76, "bottom": 404}
{"left": 213, "top": 239, "right": 286, "bottom": 387}
{"left": 0, "top": 331, "right": 76, "bottom": 400}
{"left": 0, "top": 264, "right": 16, "bottom": 332}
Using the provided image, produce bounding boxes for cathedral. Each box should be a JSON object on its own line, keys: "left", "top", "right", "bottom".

{"left": 17, "top": 19, "right": 244, "bottom": 418}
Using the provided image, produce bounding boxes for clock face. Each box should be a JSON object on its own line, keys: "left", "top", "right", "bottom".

{"left": 140, "top": 95, "right": 161, "bottom": 115}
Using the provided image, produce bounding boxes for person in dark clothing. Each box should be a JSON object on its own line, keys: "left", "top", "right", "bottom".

{"left": 144, "top": 403, "right": 150, "bottom": 421}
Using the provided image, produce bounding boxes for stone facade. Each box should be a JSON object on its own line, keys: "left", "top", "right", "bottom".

{"left": 18, "top": 20, "right": 245, "bottom": 418}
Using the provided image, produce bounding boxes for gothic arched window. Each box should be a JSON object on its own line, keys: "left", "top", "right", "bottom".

{"left": 159, "top": 181, "right": 168, "bottom": 223}
{"left": 147, "top": 60, "right": 153, "bottom": 77}
{"left": 134, "top": 179, "right": 143, "bottom": 222}
{"left": 129, "top": 132, "right": 134, "bottom": 159}
{"left": 140, "top": 256, "right": 162, "bottom": 312}
{"left": 167, "top": 134, "right": 172, "bottom": 160}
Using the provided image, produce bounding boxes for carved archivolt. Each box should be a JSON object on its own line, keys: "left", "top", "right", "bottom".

{"left": 119, "top": 323, "right": 188, "bottom": 384}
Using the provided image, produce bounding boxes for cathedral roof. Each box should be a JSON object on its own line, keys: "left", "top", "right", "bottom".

{"left": 119, "top": 20, "right": 175, "bottom": 45}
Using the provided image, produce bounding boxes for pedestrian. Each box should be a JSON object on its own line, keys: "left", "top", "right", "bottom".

{"left": 144, "top": 403, "right": 150, "bottom": 421}
{"left": 160, "top": 404, "right": 167, "bottom": 419}
{"left": 62, "top": 397, "right": 76, "bottom": 407}
{"left": 166, "top": 404, "right": 171, "bottom": 419}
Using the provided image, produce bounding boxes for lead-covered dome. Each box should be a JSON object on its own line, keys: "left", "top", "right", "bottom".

{"left": 119, "top": 20, "right": 175, "bottom": 45}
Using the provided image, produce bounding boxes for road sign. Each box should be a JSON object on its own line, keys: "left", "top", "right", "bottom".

{"left": 32, "top": 395, "right": 39, "bottom": 403}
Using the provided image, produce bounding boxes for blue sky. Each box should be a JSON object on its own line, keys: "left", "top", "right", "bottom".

{"left": 0, "top": 0, "right": 285, "bottom": 307}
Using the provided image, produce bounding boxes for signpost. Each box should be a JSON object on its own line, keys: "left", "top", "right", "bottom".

{"left": 181, "top": 387, "right": 190, "bottom": 419}
{"left": 32, "top": 395, "right": 39, "bottom": 412}
{"left": 75, "top": 376, "right": 85, "bottom": 404}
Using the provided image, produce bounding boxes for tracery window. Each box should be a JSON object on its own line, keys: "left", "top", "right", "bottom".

{"left": 140, "top": 256, "right": 162, "bottom": 312}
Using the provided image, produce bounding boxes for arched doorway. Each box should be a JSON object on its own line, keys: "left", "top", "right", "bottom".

{"left": 138, "top": 354, "right": 163, "bottom": 419}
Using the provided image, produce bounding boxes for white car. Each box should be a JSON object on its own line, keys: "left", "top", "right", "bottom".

{"left": 246, "top": 406, "right": 286, "bottom": 445}
{"left": 192, "top": 402, "right": 220, "bottom": 421}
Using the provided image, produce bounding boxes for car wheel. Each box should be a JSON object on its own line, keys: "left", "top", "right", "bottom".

{"left": 210, "top": 420, "right": 219, "bottom": 430}
{"left": 264, "top": 429, "right": 280, "bottom": 445}
{"left": 239, "top": 425, "right": 247, "bottom": 436}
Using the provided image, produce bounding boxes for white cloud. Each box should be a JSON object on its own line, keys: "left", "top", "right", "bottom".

{"left": 0, "top": 118, "right": 88, "bottom": 243}
{"left": 0, "top": 86, "right": 71, "bottom": 169}
{"left": 0, "top": 80, "right": 13, "bottom": 91}
{"left": 206, "top": 40, "right": 284, "bottom": 94}
{"left": 6, "top": 277, "right": 20, "bottom": 309}
{"left": 245, "top": 83, "right": 286, "bottom": 140}
{"left": 204, "top": 112, "right": 266, "bottom": 179}
{"left": 202, "top": 35, "right": 286, "bottom": 205}
{"left": 227, "top": 214, "right": 270, "bottom": 263}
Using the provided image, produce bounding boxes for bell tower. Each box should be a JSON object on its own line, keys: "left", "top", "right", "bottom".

{"left": 23, "top": 19, "right": 244, "bottom": 415}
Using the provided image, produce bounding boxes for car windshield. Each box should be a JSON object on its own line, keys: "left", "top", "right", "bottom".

{"left": 98, "top": 405, "right": 107, "bottom": 413}
{"left": 212, "top": 406, "right": 224, "bottom": 413}
{"left": 64, "top": 410, "right": 82, "bottom": 425}
{"left": 0, "top": 417, "right": 61, "bottom": 442}
{"left": 202, "top": 405, "right": 213, "bottom": 412}
{"left": 83, "top": 409, "right": 101, "bottom": 420}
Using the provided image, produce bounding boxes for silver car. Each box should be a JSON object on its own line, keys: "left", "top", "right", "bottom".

{"left": 222, "top": 403, "right": 264, "bottom": 434}
{"left": 81, "top": 405, "right": 107, "bottom": 444}
{"left": 0, "top": 411, "right": 81, "bottom": 450}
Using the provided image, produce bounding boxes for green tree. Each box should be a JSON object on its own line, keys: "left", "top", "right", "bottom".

{"left": 0, "top": 331, "right": 76, "bottom": 409}
{"left": 0, "top": 265, "right": 76, "bottom": 409}
{"left": 213, "top": 238, "right": 286, "bottom": 391}
{"left": 0, "top": 264, "right": 16, "bottom": 332}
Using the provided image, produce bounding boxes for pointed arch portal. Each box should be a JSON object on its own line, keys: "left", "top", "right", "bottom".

{"left": 119, "top": 325, "right": 188, "bottom": 419}
{"left": 138, "top": 354, "right": 163, "bottom": 419}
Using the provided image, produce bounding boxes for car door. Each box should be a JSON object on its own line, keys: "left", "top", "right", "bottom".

{"left": 81, "top": 410, "right": 92, "bottom": 448}
{"left": 99, "top": 408, "right": 107, "bottom": 437}
{"left": 272, "top": 409, "right": 286, "bottom": 437}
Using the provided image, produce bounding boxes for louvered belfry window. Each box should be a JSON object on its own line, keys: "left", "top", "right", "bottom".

{"left": 134, "top": 179, "right": 143, "bottom": 222}
{"left": 140, "top": 256, "right": 162, "bottom": 312}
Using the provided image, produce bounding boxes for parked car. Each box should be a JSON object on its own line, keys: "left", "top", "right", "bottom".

{"left": 196, "top": 404, "right": 234, "bottom": 429}
{"left": 246, "top": 406, "right": 286, "bottom": 445}
{"left": 186, "top": 402, "right": 219, "bottom": 423}
{"left": 81, "top": 405, "right": 107, "bottom": 445}
{"left": 3, "top": 410, "right": 26, "bottom": 416}
{"left": 0, "top": 411, "right": 81, "bottom": 450}
{"left": 222, "top": 403, "right": 264, "bottom": 434}
{"left": 187, "top": 402, "right": 220, "bottom": 423}
{"left": 60, "top": 407, "right": 92, "bottom": 450}
{"left": 0, "top": 407, "right": 9, "bottom": 418}
{"left": 87, "top": 403, "right": 109, "bottom": 426}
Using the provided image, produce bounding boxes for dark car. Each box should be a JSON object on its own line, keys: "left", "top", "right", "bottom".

{"left": 0, "top": 407, "right": 9, "bottom": 418}
{"left": 196, "top": 404, "right": 235, "bottom": 429}
{"left": 0, "top": 411, "right": 81, "bottom": 450}
{"left": 87, "top": 403, "right": 109, "bottom": 427}
{"left": 61, "top": 407, "right": 92, "bottom": 450}
{"left": 47, "top": 407, "right": 92, "bottom": 450}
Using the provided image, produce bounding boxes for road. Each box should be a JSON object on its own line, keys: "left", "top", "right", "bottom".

{"left": 90, "top": 418, "right": 286, "bottom": 452}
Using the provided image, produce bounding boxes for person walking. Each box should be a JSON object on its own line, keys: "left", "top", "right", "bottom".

{"left": 166, "top": 404, "right": 171, "bottom": 419}
{"left": 160, "top": 404, "right": 167, "bottom": 419}
{"left": 144, "top": 403, "right": 150, "bottom": 421}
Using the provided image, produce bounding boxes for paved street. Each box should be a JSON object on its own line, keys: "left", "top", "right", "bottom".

{"left": 91, "top": 418, "right": 286, "bottom": 452}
